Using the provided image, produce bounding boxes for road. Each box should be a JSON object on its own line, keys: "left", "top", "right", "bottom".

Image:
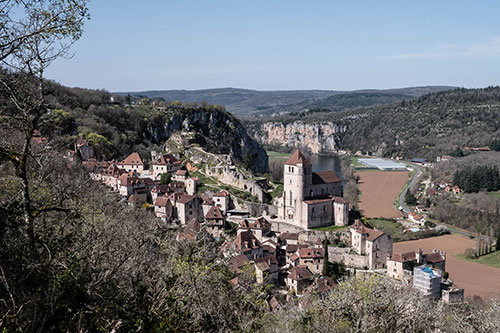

{"left": 399, "top": 164, "right": 422, "bottom": 213}
{"left": 398, "top": 163, "right": 490, "bottom": 241}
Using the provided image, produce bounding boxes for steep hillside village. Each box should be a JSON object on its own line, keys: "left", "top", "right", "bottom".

{"left": 73, "top": 134, "right": 466, "bottom": 307}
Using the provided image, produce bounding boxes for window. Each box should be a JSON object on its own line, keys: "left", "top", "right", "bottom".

{"left": 323, "top": 206, "right": 326, "bottom": 211}
{"left": 312, "top": 207, "right": 315, "bottom": 213}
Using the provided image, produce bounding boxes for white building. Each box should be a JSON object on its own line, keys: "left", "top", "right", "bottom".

{"left": 117, "top": 152, "right": 144, "bottom": 174}
{"left": 413, "top": 265, "right": 442, "bottom": 300}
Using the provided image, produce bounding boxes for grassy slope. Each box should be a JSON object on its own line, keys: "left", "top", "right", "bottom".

{"left": 454, "top": 251, "right": 500, "bottom": 269}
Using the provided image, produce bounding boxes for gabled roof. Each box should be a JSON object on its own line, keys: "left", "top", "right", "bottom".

{"left": 390, "top": 251, "right": 417, "bottom": 263}
{"left": 185, "top": 218, "right": 201, "bottom": 234}
{"left": 175, "top": 169, "right": 187, "bottom": 176}
{"left": 312, "top": 170, "right": 342, "bottom": 184}
{"left": 299, "top": 247, "right": 324, "bottom": 259}
{"left": 278, "top": 232, "right": 299, "bottom": 242}
{"left": 285, "top": 149, "right": 311, "bottom": 166}
{"left": 333, "top": 197, "right": 348, "bottom": 204}
{"left": 288, "top": 265, "right": 313, "bottom": 281}
{"left": 205, "top": 205, "right": 224, "bottom": 220}
{"left": 426, "top": 252, "right": 445, "bottom": 263}
{"left": 177, "top": 194, "right": 196, "bottom": 204}
{"left": 155, "top": 195, "right": 170, "bottom": 207}
{"left": 153, "top": 154, "right": 179, "bottom": 166}
{"left": 118, "top": 152, "right": 143, "bottom": 166}
{"left": 366, "top": 229, "right": 386, "bottom": 241}
{"left": 229, "top": 254, "right": 250, "bottom": 273}
{"left": 232, "top": 231, "right": 262, "bottom": 253}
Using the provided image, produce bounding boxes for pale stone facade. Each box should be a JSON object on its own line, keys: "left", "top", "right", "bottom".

{"left": 350, "top": 220, "right": 393, "bottom": 270}
{"left": 276, "top": 150, "right": 344, "bottom": 229}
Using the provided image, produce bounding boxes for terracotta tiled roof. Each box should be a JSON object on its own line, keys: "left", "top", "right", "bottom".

{"left": 268, "top": 296, "right": 281, "bottom": 311}
{"left": 278, "top": 232, "right": 299, "bottom": 242}
{"left": 177, "top": 194, "right": 196, "bottom": 204}
{"left": 288, "top": 265, "right": 313, "bottom": 281}
{"left": 333, "top": 197, "right": 348, "bottom": 204}
{"left": 118, "top": 152, "right": 143, "bottom": 166}
{"left": 366, "top": 229, "right": 385, "bottom": 241}
{"left": 201, "top": 195, "right": 214, "bottom": 205}
{"left": 299, "top": 247, "right": 324, "bottom": 259}
{"left": 175, "top": 169, "right": 187, "bottom": 176}
{"left": 426, "top": 252, "right": 445, "bottom": 263}
{"left": 232, "top": 231, "right": 262, "bottom": 253}
{"left": 390, "top": 251, "right": 417, "bottom": 263}
{"left": 312, "top": 170, "right": 342, "bottom": 184}
{"left": 285, "top": 149, "right": 311, "bottom": 166}
{"left": 155, "top": 195, "right": 169, "bottom": 207}
{"left": 229, "top": 254, "right": 250, "bottom": 273}
{"left": 205, "top": 205, "right": 224, "bottom": 220}
{"left": 409, "top": 212, "right": 424, "bottom": 220}
{"left": 303, "top": 196, "right": 334, "bottom": 204}
{"left": 290, "top": 253, "right": 299, "bottom": 261}
{"left": 154, "top": 154, "right": 179, "bottom": 166}
{"left": 214, "top": 190, "right": 230, "bottom": 197}
{"left": 184, "top": 218, "right": 201, "bottom": 234}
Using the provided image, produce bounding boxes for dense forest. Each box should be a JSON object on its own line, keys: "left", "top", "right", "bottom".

{"left": 454, "top": 166, "right": 500, "bottom": 193}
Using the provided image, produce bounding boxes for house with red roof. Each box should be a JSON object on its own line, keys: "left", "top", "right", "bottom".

{"left": 286, "top": 265, "right": 313, "bottom": 295}
{"left": 151, "top": 153, "right": 181, "bottom": 180}
{"left": 350, "top": 220, "right": 393, "bottom": 269}
{"left": 205, "top": 205, "right": 226, "bottom": 238}
{"left": 175, "top": 194, "right": 201, "bottom": 224}
{"left": 387, "top": 248, "right": 446, "bottom": 282}
{"left": 237, "top": 216, "right": 272, "bottom": 241}
{"left": 275, "top": 149, "right": 347, "bottom": 229}
{"left": 298, "top": 247, "right": 324, "bottom": 274}
{"left": 117, "top": 152, "right": 144, "bottom": 174}
{"left": 213, "top": 190, "right": 231, "bottom": 213}
{"left": 226, "top": 230, "right": 264, "bottom": 260}
{"left": 408, "top": 212, "right": 426, "bottom": 225}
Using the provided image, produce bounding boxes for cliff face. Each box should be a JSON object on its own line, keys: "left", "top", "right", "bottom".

{"left": 147, "top": 107, "right": 268, "bottom": 173}
{"left": 256, "top": 121, "right": 346, "bottom": 154}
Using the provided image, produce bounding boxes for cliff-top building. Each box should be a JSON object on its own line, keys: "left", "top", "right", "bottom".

{"left": 276, "top": 150, "right": 347, "bottom": 229}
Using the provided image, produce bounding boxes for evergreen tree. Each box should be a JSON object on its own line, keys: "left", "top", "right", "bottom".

{"left": 322, "top": 240, "right": 329, "bottom": 276}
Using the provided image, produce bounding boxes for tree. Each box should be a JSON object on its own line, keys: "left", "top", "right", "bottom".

{"left": 322, "top": 239, "right": 329, "bottom": 276}
{"left": 405, "top": 190, "right": 417, "bottom": 206}
{"left": 160, "top": 172, "right": 171, "bottom": 185}
{"left": 496, "top": 234, "right": 500, "bottom": 251}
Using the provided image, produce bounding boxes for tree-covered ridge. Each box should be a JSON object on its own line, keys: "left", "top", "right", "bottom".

{"left": 36, "top": 81, "right": 268, "bottom": 172}
{"left": 454, "top": 166, "right": 500, "bottom": 193}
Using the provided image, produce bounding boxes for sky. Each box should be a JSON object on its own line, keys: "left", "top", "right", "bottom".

{"left": 46, "top": 1, "right": 500, "bottom": 92}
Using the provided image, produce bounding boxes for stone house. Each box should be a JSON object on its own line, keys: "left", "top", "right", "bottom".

{"left": 154, "top": 195, "right": 174, "bottom": 221}
{"left": 213, "top": 190, "right": 231, "bottom": 213}
{"left": 387, "top": 249, "right": 446, "bottom": 282}
{"left": 205, "top": 205, "right": 226, "bottom": 238}
{"left": 227, "top": 231, "right": 263, "bottom": 260}
{"left": 151, "top": 153, "right": 181, "bottom": 180}
{"left": 350, "top": 220, "right": 393, "bottom": 269}
{"left": 176, "top": 194, "right": 201, "bottom": 224}
{"left": 117, "top": 152, "right": 144, "bottom": 174}
{"left": 254, "top": 255, "right": 279, "bottom": 284}
{"left": 286, "top": 265, "right": 313, "bottom": 295}
{"left": 172, "top": 169, "right": 188, "bottom": 182}
{"left": 238, "top": 217, "right": 272, "bottom": 242}
{"left": 298, "top": 247, "right": 324, "bottom": 274}
{"left": 76, "top": 138, "right": 95, "bottom": 161}
{"left": 118, "top": 172, "right": 155, "bottom": 198}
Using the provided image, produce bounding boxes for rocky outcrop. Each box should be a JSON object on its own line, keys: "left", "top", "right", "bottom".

{"left": 147, "top": 107, "right": 268, "bottom": 173}
{"left": 256, "top": 121, "right": 346, "bottom": 154}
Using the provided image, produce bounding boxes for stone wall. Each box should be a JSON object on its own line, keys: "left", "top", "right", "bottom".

{"left": 328, "top": 247, "right": 370, "bottom": 269}
{"left": 206, "top": 165, "right": 268, "bottom": 202}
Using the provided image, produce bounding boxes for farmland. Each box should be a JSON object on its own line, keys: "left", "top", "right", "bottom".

{"left": 394, "top": 234, "right": 500, "bottom": 299}
{"left": 357, "top": 171, "right": 409, "bottom": 218}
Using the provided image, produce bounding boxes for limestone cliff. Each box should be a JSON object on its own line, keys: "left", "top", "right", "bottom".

{"left": 146, "top": 107, "right": 268, "bottom": 173}
{"left": 254, "top": 121, "right": 346, "bottom": 154}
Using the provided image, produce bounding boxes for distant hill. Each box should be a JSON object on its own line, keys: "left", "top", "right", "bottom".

{"left": 117, "top": 86, "right": 455, "bottom": 117}
{"left": 248, "top": 87, "right": 500, "bottom": 160}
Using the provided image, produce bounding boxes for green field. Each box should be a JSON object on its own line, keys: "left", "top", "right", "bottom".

{"left": 487, "top": 191, "right": 500, "bottom": 199}
{"left": 455, "top": 251, "right": 500, "bottom": 269}
{"left": 266, "top": 150, "right": 290, "bottom": 158}
{"left": 350, "top": 156, "right": 364, "bottom": 167}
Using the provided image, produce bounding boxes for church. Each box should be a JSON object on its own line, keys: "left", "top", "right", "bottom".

{"left": 275, "top": 150, "right": 349, "bottom": 229}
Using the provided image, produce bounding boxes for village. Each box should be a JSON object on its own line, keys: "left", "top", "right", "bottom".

{"left": 70, "top": 136, "right": 466, "bottom": 309}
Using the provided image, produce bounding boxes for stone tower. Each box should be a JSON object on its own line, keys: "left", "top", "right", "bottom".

{"left": 283, "top": 150, "right": 311, "bottom": 224}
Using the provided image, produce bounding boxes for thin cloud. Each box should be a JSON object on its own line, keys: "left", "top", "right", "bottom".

{"left": 382, "top": 37, "right": 500, "bottom": 60}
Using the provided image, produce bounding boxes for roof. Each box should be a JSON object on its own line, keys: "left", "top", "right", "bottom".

{"left": 175, "top": 169, "right": 187, "bottom": 176}
{"left": 185, "top": 218, "right": 201, "bottom": 234}
{"left": 205, "top": 205, "right": 224, "bottom": 220}
{"left": 153, "top": 154, "right": 179, "bottom": 166}
{"left": 299, "top": 247, "right": 324, "bottom": 259}
{"left": 278, "top": 232, "right": 299, "bottom": 241}
{"left": 409, "top": 212, "right": 424, "bottom": 220}
{"left": 118, "top": 152, "right": 143, "bottom": 166}
{"left": 285, "top": 149, "right": 311, "bottom": 166}
{"left": 312, "top": 170, "right": 342, "bottom": 184}
{"left": 390, "top": 251, "right": 417, "bottom": 263}
{"left": 288, "top": 265, "right": 313, "bottom": 281}
{"left": 177, "top": 194, "right": 196, "bottom": 204}
{"left": 231, "top": 231, "right": 262, "bottom": 253}
{"left": 240, "top": 217, "right": 271, "bottom": 230}
{"left": 229, "top": 254, "right": 250, "bottom": 273}
{"left": 201, "top": 195, "right": 214, "bottom": 205}
{"left": 214, "top": 190, "right": 230, "bottom": 197}
{"left": 411, "top": 158, "right": 428, "bottom": 163}
{"left": 155, "top": 195, "right": 170, "bottom": 207}
{"left": 304, "top": 196, "right": 334, "bottom": 204}
{"left": 426, "top": 252, "right": 445, "bottom": 263}
{"left": 351, "top": 220, "right": 387, "bottom": 241}
{"left": 333, "top": 197, "right": 348, "bottom": 204}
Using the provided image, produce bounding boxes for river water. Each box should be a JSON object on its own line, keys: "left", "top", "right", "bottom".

{"left": 308, "top": 154, "right": 343, "bottom": 180}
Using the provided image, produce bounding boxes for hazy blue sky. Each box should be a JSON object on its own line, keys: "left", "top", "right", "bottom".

{"left": 46, "top": 1, "right": 500, "bottom": 91}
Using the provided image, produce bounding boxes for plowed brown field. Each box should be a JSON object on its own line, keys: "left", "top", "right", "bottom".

{"left": 394, "top": 234, "right": 500, "bottom": 298}
{"left": 357, "top": 171, "right": 408, "bottom": 218}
